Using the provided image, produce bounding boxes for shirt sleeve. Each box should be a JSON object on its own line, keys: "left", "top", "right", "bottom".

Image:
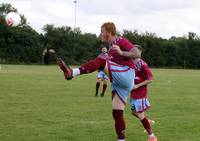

{"left": 117, "top": 38, "right": 134, "bottom": 51}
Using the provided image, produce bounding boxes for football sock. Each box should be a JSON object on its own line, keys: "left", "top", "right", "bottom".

{"left": 102, "top": 84, "right": 107, "bottom": 94}
{"left": 112, "top": 110, "right": 126, "bottom": 140}
{"left": 79, "top": 57, "right": 105, "bottom": 74}
{"left": 96, "top": 82, "right": 100, "bottom": 95}
{"left": 141, "top": 117, "right": 152, "bottom": 135}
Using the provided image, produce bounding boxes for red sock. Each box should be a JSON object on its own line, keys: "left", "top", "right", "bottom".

{"left": 102, "top": 84, "right": 107, "bottom": 93}
{"left": 79, "top": 57, "right": 106, "bottom": 74}
{"left": 112, "top": 110, "right": 126, "bottom": 139}
{"left": 141, "top": 117, "right": 152, "bottom": 135}
{"left": 96, "top": 82, "right": 100, "bottom": 94}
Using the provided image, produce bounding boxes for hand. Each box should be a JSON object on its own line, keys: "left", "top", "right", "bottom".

{"left": 112, "top": 45, "right": 122, "bottom": 55}
{"left": 133, "top": 85, "right": 139, "bottom": 90}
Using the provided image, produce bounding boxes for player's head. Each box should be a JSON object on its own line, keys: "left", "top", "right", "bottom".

{"left": 100, "top": 22, "right": 116, "bottom": 43}
{"left": 101, "top": 47, "right": 107, "bottom": 53}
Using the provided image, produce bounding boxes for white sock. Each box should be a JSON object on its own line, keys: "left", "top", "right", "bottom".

{"left": 149, "top": 133, "right": 155, "bottom": 138}
{"left": 118, "top": 140, "right": 125, "bottom": 141}
{"left": 72, "top": 68, "right": 80, "bottom": 77}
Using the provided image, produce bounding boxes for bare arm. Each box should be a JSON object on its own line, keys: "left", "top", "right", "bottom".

{"left": 133, "top": 79, "right": 153, "bottom": 90}
{"left": 112, "top": 45, "right": 141, "bottom": 58}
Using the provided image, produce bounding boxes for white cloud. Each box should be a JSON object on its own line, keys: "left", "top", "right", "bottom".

{"left": 2, "top": 0, "right": 200, "bottom": 38}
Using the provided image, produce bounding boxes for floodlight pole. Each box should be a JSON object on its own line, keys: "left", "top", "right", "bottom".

{"left": 74, "top": 0, "right": 77, "bottom": 29}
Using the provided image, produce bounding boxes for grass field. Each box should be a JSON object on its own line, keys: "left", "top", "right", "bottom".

{"left": 0, "top": 64, "right": 200, "bottom": 141}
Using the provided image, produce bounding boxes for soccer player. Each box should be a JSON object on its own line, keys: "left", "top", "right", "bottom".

{"left": 57, "top": 22, "right": 140, "bottom": 141}
{"left": 95, "top": 70, "right": 108, "bottom": 97}
{"left": 130, "top": 45, "right": 157, "bottom": 141}
{"left": 95, "top": 47, "right": 109, "bottom": 97}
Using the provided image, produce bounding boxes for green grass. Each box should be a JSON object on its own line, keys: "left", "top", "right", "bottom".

{"left": 0, "top": 65, "right": 200, "bottom": 141}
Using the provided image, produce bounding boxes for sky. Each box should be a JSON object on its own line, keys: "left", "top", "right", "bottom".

{"left": 2, "top": 0, "right": 200, "bottom": 39}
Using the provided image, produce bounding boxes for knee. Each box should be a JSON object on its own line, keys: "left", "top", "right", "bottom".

{"left": 96, "top": 79, "right": 101, "bottom": 83}
{"left": 132, "top": 111, "right": 145, "bottom": 120}
{"left": 137, "top": 113, "right": 145, "bottom": 120}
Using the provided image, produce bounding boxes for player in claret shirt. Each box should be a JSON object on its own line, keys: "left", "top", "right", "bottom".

{"left": 95, "top": 47, "right": 109, "bottom": 97}
{"left": 95, "top": 70, "right": 109, "bottom": 97}
{"left": 57, "top": 22, "right": 141, "bottom": 141}
{"left": 130, "top": 45, "right": 157, "bottom": 141}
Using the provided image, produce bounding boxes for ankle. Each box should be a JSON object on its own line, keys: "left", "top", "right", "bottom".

{"left": 72, "top": 68, "right": 80, "bottom": 77}
{"left": 149, "top": 133, "right": 155, "bottom": 138}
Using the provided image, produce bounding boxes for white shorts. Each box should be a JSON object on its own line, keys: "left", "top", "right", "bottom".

{"left": 130, "top": 98, "right": 151, "bottom": 113}
{"left": 97, "top": 71, "right": 109, "bottom": 80}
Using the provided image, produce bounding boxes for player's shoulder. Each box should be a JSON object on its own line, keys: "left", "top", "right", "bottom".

{"left": 116, "top": 36, "right": 129, "bottom": 42}
{"left": 116, "top": 36, "right": 133, "bottom": 50}
{"left": 140, "top": 59, "right": 152, "bottom": 72}
{"left": 137, "top": 58, "right": 146, "bottom": 65}
{"left": 136, "top": 59, "right": 149, "bottom": 68}
{"left": 140, "top": 59, "right": 147, "bottom": 65}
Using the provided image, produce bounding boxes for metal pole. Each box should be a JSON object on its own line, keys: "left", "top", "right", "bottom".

{"left": 74, "top": 0, "right": 77, "bottom": 29}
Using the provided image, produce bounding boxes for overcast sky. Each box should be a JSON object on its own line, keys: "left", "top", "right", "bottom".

{"left": 2, "top": 0, "right": 200, "bottom": 39}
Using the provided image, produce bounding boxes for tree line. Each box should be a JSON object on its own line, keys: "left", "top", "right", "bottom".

{"left": 0, "top": 3, "right": 200, "bottom": 69}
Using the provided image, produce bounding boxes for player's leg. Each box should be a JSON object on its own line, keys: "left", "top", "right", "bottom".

{"left": 112, "top": 88, "right": 131, "bottom": 141}
{"left": 100, "top": 78, "right": 108, "bottom": 97}
{"left": 112, "top": 93, "right": 126, "bottom": 110}
{"left": 130, "top": 98, "right": 153, "bottom": 120}
{"left": 136, "top": 112, "right": 157, "bottom": 141}
{"left": 109, "top": 62, "right": 135, "bottom": 141}
{"left": 144, "top": 119, "right": 155, "bottom": 133}
{"left": 135, "top": 111, "right": 152, "bottom": 134}
{"left": 95, "top": 78, "right": 101, "bottom": 96}
{"left": 57, "top": 58, "right": 73, "bottom": 80}
{"left": 112, "top": 93, "right": 126, "bottom": 141}
{"left": 57, "top": 56, "right": 106, "bottom": 80}
{"left": 131, "top": 110, "right": 155, "bottom": 133}
{"left": 130, "top": 98, "right": 157, "bottom": 141}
